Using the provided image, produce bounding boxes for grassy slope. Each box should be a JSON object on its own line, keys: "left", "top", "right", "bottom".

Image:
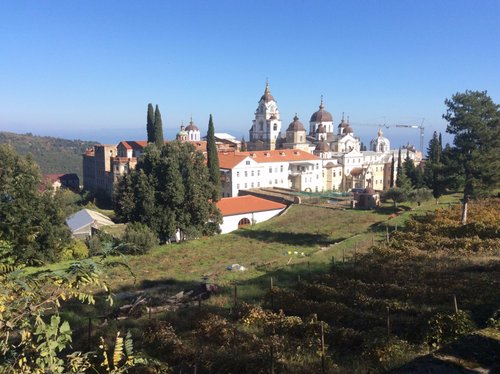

{"left": 92, "top": 194, "right": 461, "bottom": 299}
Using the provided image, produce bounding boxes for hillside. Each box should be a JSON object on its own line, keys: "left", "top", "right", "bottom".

{"left": 0, "top": 131, "right": 98, "bottom": 180}
{"left": 52, "top": 195, "right": 499, "bottom": 373}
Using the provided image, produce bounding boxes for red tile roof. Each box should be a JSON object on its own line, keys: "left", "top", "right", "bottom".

{"left": 218, "top": 153, "right": 250, "bottom": 169}
{"left": 240, "top": 149, "right": 319, "bottom": 163}
{"left": 216, "top": 195, "right": 286, "bottom": 216}
{"left": 43, "top": 174, "right": 64, "bottom": 184}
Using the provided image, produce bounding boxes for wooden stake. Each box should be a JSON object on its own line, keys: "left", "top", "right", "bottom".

{"left": 234, "top": 284, "right": 238, "bottom": 306}
{"left": 342, "top": 248, "right": 345, "bottom": 264}
{"left": 386, "top": 226, "right": 389, "bottom": 243}
{"left": 386, "top": 307, "right": 390, "bottom": 336}
{"left": 454, "top": 295, "right": 458, "bottom": 313}
{"left": 297, "top": 274, "right": 301, "bottom": 284}
{"left": 88, "top": 317, "right": 91, "bottom": 351}
{"left": 320, "top": 322, "right": 326, "bottom": 374}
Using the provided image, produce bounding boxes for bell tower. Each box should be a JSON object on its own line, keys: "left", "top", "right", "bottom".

{"left": 248, "top": 82, "right": 282, "bottom": 151}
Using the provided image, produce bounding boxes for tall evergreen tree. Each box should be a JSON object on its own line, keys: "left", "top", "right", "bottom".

{"left": 396, "top": 148, "right": 412, "bottom": 191}
{"left": 443, "top": 90, "right": 500, "bottom": 223}
{"left": 153, "top": 105, "right": 164, "bottom": 148}
{"left": 424, "top": 131, "right": 446, "bottom": 200}
{"left": 404, "top": 151, "right": 423, "bottom": 188}
{"left": 390, "top": 153, "right": 395, "bottom": 187}
{"left": 206, "top": 114, "right": 221, "bottom": 201}
{"left": 114, "top": 141, "right": 221, "bottom": 242}
{"left": 146, "top": 103, "right": 155, "bottom": 144}
{"left": 240, "top": 137, "right": 247, "bottom": 152}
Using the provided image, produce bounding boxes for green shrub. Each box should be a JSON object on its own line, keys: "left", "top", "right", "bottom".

{"left": 119, "top": 223, "right": 159, "bottom": 255}
{"left": 426, "top": 310, "right": 476, "bottom": 348}
{"left": 60, "top": 239, "right": 89, "bottom": 260}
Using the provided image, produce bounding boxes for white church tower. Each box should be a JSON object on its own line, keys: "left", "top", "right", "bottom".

{"left": 248, "top": 82, "right": 282, "bottom": 151}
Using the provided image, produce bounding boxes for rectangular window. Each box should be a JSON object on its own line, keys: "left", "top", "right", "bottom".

{"left": 269, "top": 167, "right": 272, "bottom": 173}
{"left": 280, "top": 165, "right": 283, "bottom": 172}
{"left": 258, "top": 182, "right": 260, "bottom": 187}
{"left": 246, "top": 160, "right": 250, "bottom": 165}
{"left": 269, "top": 180, "right": 273, "bottom": 185}
{"left": 245, "top": 171, "right": 248, "bottom": 177}
{"left": 244, "top": 183, "right": 247, "bottom": 188}
{"left": 251, "top": 182, "right": 254, "bottom": 188}
{"left": 257, "top": 170, "right": 260, "bottom": 176}
{"left": 251, "top": 171, "right": 254, "bottom": 176}
{"left": 275, "top": 179, "right": 278, "bottom": 184}
{"left": 237, "top": 184, "right": 240, "bottom": 189}
{"left": 236, "top": 171, "right": 240, "bottom": 177}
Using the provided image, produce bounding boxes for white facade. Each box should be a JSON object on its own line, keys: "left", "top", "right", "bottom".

{"left": 218, "top": 208, "right": 284, "bottom": 234}
{"left": 216, "top": 196, "right": 286, "bottom": 234}
{"left": 219, "top": 150, "right": 323, "bottom": 197}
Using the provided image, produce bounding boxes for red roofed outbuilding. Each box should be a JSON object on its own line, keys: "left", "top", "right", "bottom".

{"left": 216, "top": 195, "right": 286, "bottom": 234}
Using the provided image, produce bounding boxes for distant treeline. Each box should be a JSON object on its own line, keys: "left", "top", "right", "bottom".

{"left": 0, "top": 131, "right": 98, "bottom": 180}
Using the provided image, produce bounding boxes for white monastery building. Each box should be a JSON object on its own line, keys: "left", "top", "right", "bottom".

{"left": 219, "top": 149, "right": 322, "bottom": 197}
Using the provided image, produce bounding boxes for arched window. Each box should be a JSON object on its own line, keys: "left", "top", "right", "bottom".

{"left": 273, "top": 124, "right": 278, "bottom": 131}
{"left": 259, "top": 121, "right": 264, "bottom": 131}
{"left": 238, "top": 218, "right": 251, "bottom": 228}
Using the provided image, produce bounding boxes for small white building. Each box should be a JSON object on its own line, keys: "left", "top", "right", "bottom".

{"left": 216, "top": 195, "right": 286, "bottom": 234}
{"left": 65, "top": 209, "right": 115, "bottom": 239}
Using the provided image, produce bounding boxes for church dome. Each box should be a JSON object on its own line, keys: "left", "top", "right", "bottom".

{"left": 370, "top": 128, "right": 390, "bottom": 152}
{"left": 260, "top": 82, "right": 275, "bottom": 102}
{"left": 315, "top": 141, "right": 330, "bottom": 152}
{"left": 185, "top": 119, "right": 199, "bottom": 132}
{"left": 344, "top": 125, "right": 353, "bottom": 134}
{"left": 287, "top": 115, "right": 305, "bottom": 131}
{"left": 176, "top": 125, "right": 187, "bottom": 138}
{"left": 316, "top": 123, "right": 326, "bottom": 134}
{"left": 310, "top": 97, "right": 333, "bottom": 123}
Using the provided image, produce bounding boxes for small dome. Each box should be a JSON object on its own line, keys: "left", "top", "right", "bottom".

{"left": 344, "top": 125, "right": 353, "bottom": 134}
{"left": 338, "top": 113, "right": 347, "bottom": 128}
{"left": 177, "top": 125, "right": 187, "bottom": 137}
{"left": 310, "top": 97, "right": 333, "bottom": 123}
{"left": 185, "top": 119, "right": 199, "bottom": 132}
{"left": 315, "top": 141, "right": 330, "bottom": 152}
{"left": 287, "top": 115, "right": 305, "bottom": 132}
{"left": 316, "top": 123, "right": 326, "bottom": 133}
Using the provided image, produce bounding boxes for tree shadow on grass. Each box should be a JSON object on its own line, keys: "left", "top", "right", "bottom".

{"left": 233, "top": 229, "right": 333, "bottom": 247}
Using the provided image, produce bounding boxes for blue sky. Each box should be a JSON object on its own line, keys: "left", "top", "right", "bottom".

{"left": 1, "top": 1, "right": 499, "bottom": 150}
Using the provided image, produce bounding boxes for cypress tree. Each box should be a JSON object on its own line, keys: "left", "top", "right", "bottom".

{"left": 146, "top": 103, "right": 155, "bottom": 143}
{"left": 390, "top": 153, "right": 395, "bottom": 187}
{"left": 153, "top": 105, "right": 164, "bottom": 148}
{"left": 206, "top": 114, "right": 221, "bottom": 201}
{"left": 240, "top": 137, "right": 247, "bottom": 152}
{"left": 396, "top": 148, "right": 411, "bottom": 190}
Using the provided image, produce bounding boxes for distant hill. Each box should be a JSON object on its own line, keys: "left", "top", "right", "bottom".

{"left": 0, "top": 131, "right": 98, "bottom": 181}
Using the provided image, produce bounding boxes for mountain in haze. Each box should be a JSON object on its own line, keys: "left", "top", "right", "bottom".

{"left": 0, "top": 131, "right": 98, "bottom": 181}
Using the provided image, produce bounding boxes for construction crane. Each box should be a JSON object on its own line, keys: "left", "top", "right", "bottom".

{"left": 395, "top": 120, "right": 424, "bottom": 155}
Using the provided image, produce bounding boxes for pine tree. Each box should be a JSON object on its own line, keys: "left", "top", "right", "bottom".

{"left": 153, "top": 105, "right": 164, "bottom": 148}
{"left": 444, "top": 90, "right": 499, "bottom": 198}
{"left": 206, "top": 114, "right": 221, "bottom": 201}
{"left": 146, "top": 103, "right": 155, "bottom": 143}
